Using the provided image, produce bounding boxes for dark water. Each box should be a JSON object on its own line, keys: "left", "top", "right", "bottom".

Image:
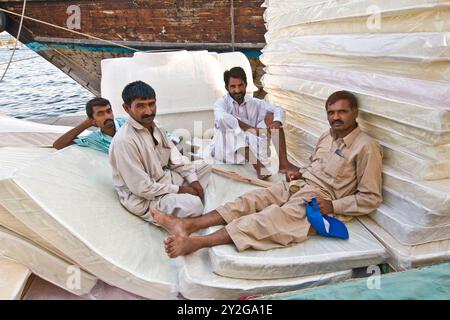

{"left": 0, "top": 47, "right": 92, "bottom": 119}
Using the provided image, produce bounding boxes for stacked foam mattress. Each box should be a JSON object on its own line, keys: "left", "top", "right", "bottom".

{"left": 262, "top": 0, "right": 450, "bottom": 270}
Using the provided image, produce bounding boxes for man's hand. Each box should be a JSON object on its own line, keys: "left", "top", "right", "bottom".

{"left": 316, "top": 197, "right": 334, "bottom": 215}
{"left": 286, "top": 169, "right": 302, "bottom": 182}
{"left": 190, "top": 181, "right": 204, "bottom": 199}
{"left": 177, "top": 186, "right": 199, "bottom": 196}
{"left": 269, "top": 121, "right": 282, "bottom": 131}
{"left": 82, "top": 117, "right": 96, "bottom": 128}
{"left": 264, "top": 112, "right": 274, "bottom": 127}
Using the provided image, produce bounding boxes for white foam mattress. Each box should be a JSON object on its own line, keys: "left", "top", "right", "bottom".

{"left": 0, "top": 260, "right": 31, "bottom": 300}
{"left": 0, "top": 146, "right": 178, "bottom": 299}
{"left": 370, "top": 204, "right": 450, "bottom": 246}
{"left": 262, "top": 75, "right": 450, "bottom": 131}
{"left": 208, "top": 220, "right": 387, "bottom": 280}
{"left": 269, "top": 91, "right": 450, "bottom": 152}
{"left": 265, "top": 9, "right": 450, "bottom": 42}
{"left": 265, "top": 65, "right": 450, "bottom": 113}
{"left": 0, "top": 115, "right": 79, "bottom": 148}
{"left": 382, "top": 188, "right": 450, "bottom": 226}
{"left": 0, "top": 226, "right": 97, "bottom": 296}
{"left": 358, "top": 217, "right": 450, "bottom": 270}
{"left": 0, "top": 148, "right": 74, "bottom": 261}
{"left": 178, "top": 248, "right": 352, "bottom": 300}
{"left": 263, "top": 0, "right": 450, "bottom": 31}
{"left": 263, "top": 33, "right": 450, "bottom": 62}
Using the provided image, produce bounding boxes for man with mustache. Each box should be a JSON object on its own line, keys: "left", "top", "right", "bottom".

{"left": 53, "top": 97, "right": 127, "bottom": 154}
{"left": 210, "top": 66, "right": 298, "bottom": 179}
{"left": 109, "top": 81, "right": 212, "bottom": 222}
{"left": 151, "top": 91, "right": 383, "bottom": 258}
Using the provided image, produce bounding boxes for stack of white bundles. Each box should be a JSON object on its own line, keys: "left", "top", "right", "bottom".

{"left": 261, "top": 0, "right": 450, "bottom": 270}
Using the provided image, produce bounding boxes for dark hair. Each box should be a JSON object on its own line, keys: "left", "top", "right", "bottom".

{"left": 121, "top": 81, "right": 156, "bottom": 105}
{"left": 86, "top": 97, "right": 111, "bottom": 118}
{"left": 224, "top": 66, "right": 247, "bottom": 87}
{"left": 325, "top": 91, "right": 358, "bottom": 110}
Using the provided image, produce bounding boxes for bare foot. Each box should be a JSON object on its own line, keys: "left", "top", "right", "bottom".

{"left": 164, "top": 235, "right": 203, "bottom": 258}
{"left": 252, "top": 163, "right": 272, "bottom": 181}
{"left": 151, "top": 208, "right": 191, "bottom": 237}
{"left": 279, "top": 162, "right": 300, "bottom": 174}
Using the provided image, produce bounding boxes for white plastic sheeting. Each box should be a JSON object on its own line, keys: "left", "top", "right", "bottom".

{"left": 0, "top": 115, "right": 82, "bottom": 148}
{"left": 208, "top": 220, "right": 387, "bottom": 280}
{"left": 263, "top": 0, "right": 450, "bottom": 31}
{"left": 263, "top": 33, "right": 450, "bottom": 62}
{"left": 101, "top": 50, "right": 257, "bottom": 117}
{"left": 359, "top": 217, "right": 450, "bottom": 270}
{"left": 0, "top": 260, "right": 31, "bottom": 300}
{"left": 264, "top": 65, "right": 450, "bottom": 111}
{"left": 262, "top": 75, "right": 450, "bottom": 130}
{"left": 0, "top": 226, "right": 97, "bottom": 296}
{"left": 0, "top": 148, "right": 75, "bottom": 261}
{"left": 178, "top": 249, "right": 352, "bottom": 300}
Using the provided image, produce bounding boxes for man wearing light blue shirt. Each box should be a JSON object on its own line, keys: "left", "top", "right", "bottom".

{"left": 53, "top": 97, "right": 126, "bottom": 154}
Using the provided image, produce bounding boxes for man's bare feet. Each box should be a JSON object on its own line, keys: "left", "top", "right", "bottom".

{"left": 164, "top": 235, "right": 203, "bottom": 258}
{"left": 151, "top": 208, "right": 192, "bottom": 237}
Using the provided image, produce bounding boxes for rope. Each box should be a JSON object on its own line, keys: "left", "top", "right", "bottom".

{"left": 0, "top": 55, "right": 39, "bottom": 66}
{"left": 0, "top": 0, "right": 26, "bottom": 82}
{"left": 230, "top": 0, "right": 235, "bottom": 51}
{"left": 0, "top": 7, "right": 140, "bottom": 52}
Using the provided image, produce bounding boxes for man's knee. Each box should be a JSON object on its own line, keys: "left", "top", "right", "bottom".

{"left": 177, "top": 194, "right": 204, "bottom": 218}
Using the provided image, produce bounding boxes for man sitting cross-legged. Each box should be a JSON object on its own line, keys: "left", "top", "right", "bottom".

{"left": 151, "top": 91, "right": 383, "bottom": 258}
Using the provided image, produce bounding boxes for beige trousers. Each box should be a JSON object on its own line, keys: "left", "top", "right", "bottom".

{"left": 141, "top": 161, "right": 212, "bottom": 222}
{"left": 216, "top": 180, "right": 326, "bottom": 252}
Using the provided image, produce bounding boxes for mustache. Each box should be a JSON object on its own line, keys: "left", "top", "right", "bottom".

{"left": 141, "top": 114, "right": 155, "bottom": 120}
{"left": 332, "top": 120, "right": 344, "bottom": 125}
{"left": 104, "top": 119, "right": 114, "bottom": 125}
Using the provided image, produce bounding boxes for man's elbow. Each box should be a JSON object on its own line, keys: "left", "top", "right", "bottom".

{"left": 52, "top": 141, "right": 63, "bottom": 150}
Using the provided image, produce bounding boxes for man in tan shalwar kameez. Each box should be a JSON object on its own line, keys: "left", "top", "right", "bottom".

{"left": 151, "top": 91, "right": 383, "bottom": 257}
{"left": 109, "top": 81, "right": 211, "bottom": 222}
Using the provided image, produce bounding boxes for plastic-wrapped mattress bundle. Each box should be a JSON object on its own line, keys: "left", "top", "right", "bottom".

{"left": 262, "top": 0, "right": 450, "bottom": 269}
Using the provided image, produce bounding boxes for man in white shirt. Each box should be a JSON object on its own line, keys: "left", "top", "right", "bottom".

{"left": 210, "top": 67, "right": 298, "bottom": 179}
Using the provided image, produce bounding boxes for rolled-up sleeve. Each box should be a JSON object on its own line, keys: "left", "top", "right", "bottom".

{"left": 110, "top": 140, "right": 179, "bottom": 200}
{"left": 332, "top": 141, "right": 383, "bottom": 216}
{"left": 260, "top": 100, "right": 285, "bottom": 124}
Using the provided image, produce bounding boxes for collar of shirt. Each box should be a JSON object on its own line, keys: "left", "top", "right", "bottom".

{"left": 226, "top": 93, "right": 251, "bottom": 107}
{"left": 127, "top": 116, "right": 146, "bottom": 131}
{"left": 127, "top": 116, "right": 167, "bottom": 146}
{"left": 96, "top": 117, "right": 124, "bottom": 142}
{"left": 329, "top": 125, "right": 361, "bottom": 149}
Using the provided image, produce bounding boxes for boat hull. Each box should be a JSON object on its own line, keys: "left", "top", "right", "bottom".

{"left": 0, "top": 0, "right": 266, "bottom": 96}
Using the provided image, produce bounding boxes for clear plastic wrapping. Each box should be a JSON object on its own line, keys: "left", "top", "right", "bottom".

{"left": 359, "top": 217, "right": 450, "bottom": 270}
{"left": 178, "top": 248, "right": 352, "bottom": 300}
{"left": 209, "top": 219, "right": 387, "bottom": 280}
